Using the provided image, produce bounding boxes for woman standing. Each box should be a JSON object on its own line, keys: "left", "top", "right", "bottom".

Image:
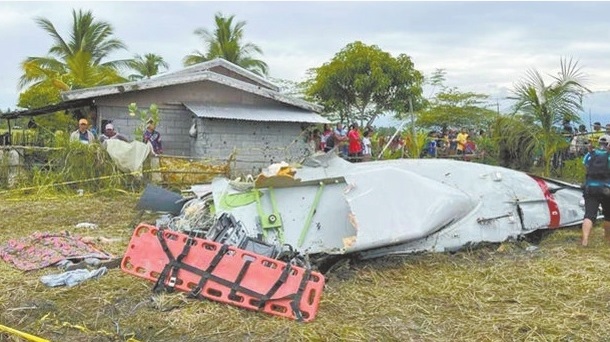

{"left": 347, "top": 123, "right": 362, "bottom": 162}
{"left": 143, "top": 120, "right": 163, "bottom": 155}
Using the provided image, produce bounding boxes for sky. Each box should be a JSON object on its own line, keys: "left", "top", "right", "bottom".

{"left": 2, "top": 1, "right": 610, "bottom": 126}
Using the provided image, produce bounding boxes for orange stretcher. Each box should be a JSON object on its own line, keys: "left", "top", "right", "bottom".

{"left": 121, "top": 223, "right": 325, "bottom": 322}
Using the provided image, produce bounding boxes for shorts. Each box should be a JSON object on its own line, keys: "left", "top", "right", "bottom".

{"left": 583, "top": 192, "right": 610, "bottom": 222}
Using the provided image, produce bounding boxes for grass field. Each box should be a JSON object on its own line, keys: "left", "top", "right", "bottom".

{"left": 1, "top": 193, "right": 610, "bottom": 342}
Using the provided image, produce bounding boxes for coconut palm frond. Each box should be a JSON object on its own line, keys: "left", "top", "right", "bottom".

{"left": 507, "top": 57, "right": 591, "bottom": 175}
{"left": 186, "top": 12, "right": 268, "bottom": 75}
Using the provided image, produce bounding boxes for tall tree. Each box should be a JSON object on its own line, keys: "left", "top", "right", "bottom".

{"left": 418, "top": 86, "right": 498, "bottom": 131}
{"left": 18, "top": 9, "right": 129, "bottom": 107}
{"left": 305, "top": 41, "right": 424, "bottom": 126}
{"left": 128, "top": 53, "right": 170, "bottom": 80}
{"left": 500, "top": 57, "right": 591, "bottom": 175}
{"left": 183, "top": 12, "right": 268, "bottom": 76}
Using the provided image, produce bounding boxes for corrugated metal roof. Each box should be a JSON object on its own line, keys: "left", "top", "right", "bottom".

{"left": 155, "top": 58, "right": 279, "bottom": 92}
{"left": 184, "top": 102, "right": 330, "bottom": 124}
{"left": 62, "top": 70, "right": 323, "bottom": 113}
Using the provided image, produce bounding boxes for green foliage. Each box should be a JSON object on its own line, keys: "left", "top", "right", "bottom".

{"left": 404, "top": 129, "right": 429, "bottom": 159}
{"left": 559, "top": 158, "right": 586, "bottom": 184}
{"left": 474, "top": 134, "right": 499, "bottom": 165}
{"left": 183, "top": 12, "right": 268, "bottom": 76}
{"left": 20, "top": 50, "right": 127, "bottom": 94}
{"left": 35, "top": 9, "right": 127, "bottom": 64}
{"left": 305, "top": 41, "right": 424, "bottom": 126}
{"left": 491, "top": 115, "right": 537, "bottom": 171}
{"left": 19, "top": 8, "right": 130, "bottom": 106}
{"left": 18, "top": 81, "right": 62, "bottom": 108}
{"left": 0, "top": 128, "right": 38, "bottom": 146}
{"left": 128, "top": 53, "right": 170, "bottom": 80}
{"left": 507, "top": 57, "right": 591, "bottom": 176}
{"left": 9, "top": 138, "right": 142, "bottom": 195}
{"left": 418, "top": 87, "right": 499, "bottom": 131}
{"left": 16, "top": 80, "right": 77, "bottom": 146}
{"left": 128, "top": 102, "right": 160, "bottom": 137}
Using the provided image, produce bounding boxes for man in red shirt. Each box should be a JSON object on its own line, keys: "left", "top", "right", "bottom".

{"left": 347, "top": 123, "right": 362, "bottom": 162}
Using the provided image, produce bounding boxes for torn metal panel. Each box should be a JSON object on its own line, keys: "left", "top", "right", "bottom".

{"left": 211, "top": 177, "right": 356, "bottom": 254}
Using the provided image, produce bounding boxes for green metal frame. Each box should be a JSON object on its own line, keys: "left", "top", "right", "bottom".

{"left": 255, "top": 186, "right": 284, "bottom": 243}
{"left": 298, "top": 182, "right": 325, "bottom": 247}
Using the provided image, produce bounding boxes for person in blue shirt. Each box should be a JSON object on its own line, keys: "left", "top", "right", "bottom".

{"left": 580, "top": 136, "right": 610, "bottom": 246}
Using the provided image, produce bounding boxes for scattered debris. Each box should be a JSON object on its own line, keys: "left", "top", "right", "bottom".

{"left": 60, "top": 257, "right": 122, "bottom": 271}
{"left": 75, "top": 222, "right": 98, "bottom": 229}
{"left": 40, "top": 267, "right": 108, "bottom": 287}
{"left": 124, "top": 152, "right": 590, "bottom": 321}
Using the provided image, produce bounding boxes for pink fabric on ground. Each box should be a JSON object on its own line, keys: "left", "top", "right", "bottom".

{"left": 0, "top": 231, "right": 113, "bottom": 271}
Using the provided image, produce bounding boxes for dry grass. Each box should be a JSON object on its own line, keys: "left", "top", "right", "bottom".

{"left": 158, "top": 156, "right": 230, "bottom": 187}
{"left": 1, "top": 194, "right": 610, "bottom": 342}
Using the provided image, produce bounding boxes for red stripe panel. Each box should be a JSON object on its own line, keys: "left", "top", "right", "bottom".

{"left": 531, "top": 176, "right": 561, "bottom": 228}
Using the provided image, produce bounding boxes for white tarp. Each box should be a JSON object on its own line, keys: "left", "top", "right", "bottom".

{"left": 103, "top": 140, "right": 152, "bottom": 174}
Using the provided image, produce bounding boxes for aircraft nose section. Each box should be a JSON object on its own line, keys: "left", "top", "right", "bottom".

{"left": 342, "top": 167, "right": 477, "bottom": 251}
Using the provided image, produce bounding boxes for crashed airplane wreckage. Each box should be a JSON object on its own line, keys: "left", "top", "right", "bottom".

{"left": 123, "top": 152, "right": 587, "bottom": 321}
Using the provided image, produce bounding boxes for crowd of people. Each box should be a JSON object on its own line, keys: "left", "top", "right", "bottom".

{"left": 564, "top": 121, "right": 610, "bottom": 159}
{"left": 421, "top": 127, "right": 481, "bottom": 159}
{"left": 309, "top": 123, "right": 374, "bottom": 162}
{"left": 307, "top": 123, "right": 484, "bottom": 162}
{"left": 69, "top": 118, "right": 163, "bottom": 155}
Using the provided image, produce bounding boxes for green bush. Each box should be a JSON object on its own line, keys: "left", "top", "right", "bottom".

{"left": 6, "top": 137, "right": 146, "bottom": 196}
{"left": 558, "top": 157, "right": 586, "bottom": 184}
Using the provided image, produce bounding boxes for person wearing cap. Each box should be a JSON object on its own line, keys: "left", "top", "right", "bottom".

{"left": 580, "top": 136, "right": 610, "bottom": 246}
{"left": 143, "top": 119, "right": 162, "bottom": 155}
{"left": 70, "top": 118, "right": 95, "bottom": 144}
{"left": 99, "top": 123, "right": 130, "bottom": 144}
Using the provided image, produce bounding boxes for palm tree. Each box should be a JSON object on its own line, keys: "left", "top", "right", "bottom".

{"left": 128, "top": 53, "right": 170, "bottom": 81}
{"left": 183, "top": 12, "right": 268, "bottom": 76}
{"left": 502, "top": 57, "right": 591, "bottom": 175}
{"left": 19, "top": 9, "right": 130, "bottom": 98}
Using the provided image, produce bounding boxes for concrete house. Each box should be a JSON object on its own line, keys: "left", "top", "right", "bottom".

{"left": 61, "top": 58, "right": 329, "bottom": 174}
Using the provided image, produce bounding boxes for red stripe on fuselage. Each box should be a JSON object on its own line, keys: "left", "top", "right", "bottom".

{"left": 531, "top": 176, "right": 561, "bottom": 228}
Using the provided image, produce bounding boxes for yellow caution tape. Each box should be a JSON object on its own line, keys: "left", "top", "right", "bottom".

{"left": 0, "top": 324, "right": 50, "bottom": 342}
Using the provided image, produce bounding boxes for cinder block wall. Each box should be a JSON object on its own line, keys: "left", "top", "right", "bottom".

{"left": 97, "top": 105, "right": 192, "bottom": 156}
{"left": 193, "top": 118, "right": 312, "bottom": 176}
{"left": 97, "top": 105, "right": 313, "bottom": 175}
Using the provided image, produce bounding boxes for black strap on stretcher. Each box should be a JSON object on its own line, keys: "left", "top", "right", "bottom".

{"left": 152, "top": 228, "right": 312, "bottom": 321}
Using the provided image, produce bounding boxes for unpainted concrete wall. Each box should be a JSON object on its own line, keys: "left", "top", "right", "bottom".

{"left": 192, "top": 118, "right": 312, "bottom": 176}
